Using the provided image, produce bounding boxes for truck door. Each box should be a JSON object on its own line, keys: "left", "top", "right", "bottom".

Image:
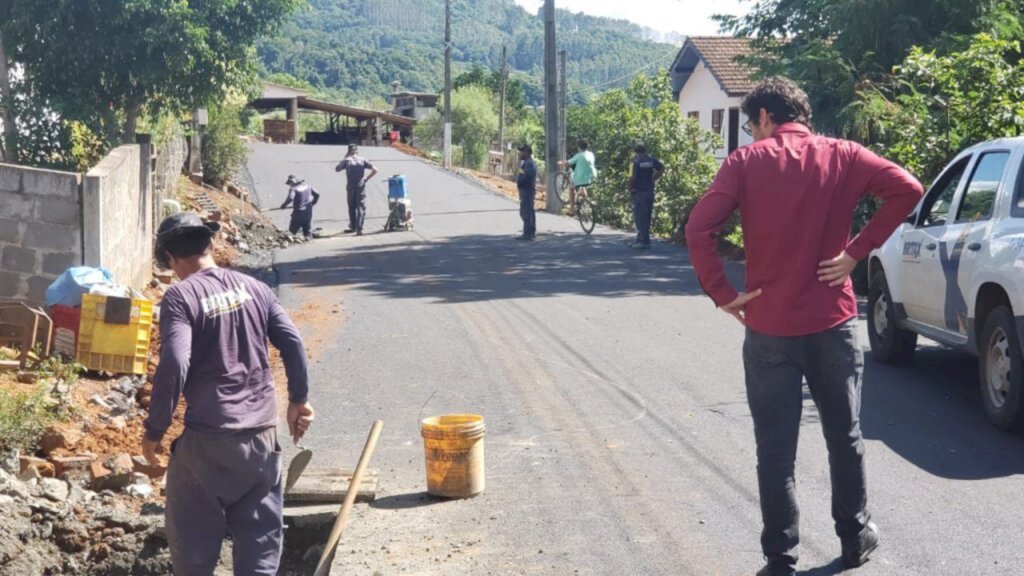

{"left": 900, "top": 156, "right": 972, "bottom": 326}
{"left": 939, "top": 151, "right": 1010, "bottom": 335}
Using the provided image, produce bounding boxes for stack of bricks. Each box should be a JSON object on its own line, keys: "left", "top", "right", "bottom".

{"left": 263, "top": 119, "right": 297, "bottom": 143}
{"left": 0, "top": 164, "right": 83, "bottom": 303}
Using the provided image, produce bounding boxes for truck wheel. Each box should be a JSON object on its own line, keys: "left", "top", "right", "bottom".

{"left": 978, "top": 305, "right": 1024, "bottom": 432}
{"left": 867, "top": 271, "right": 917, "bottom": 363}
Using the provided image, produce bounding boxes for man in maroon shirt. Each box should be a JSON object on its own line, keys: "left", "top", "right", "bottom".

{"left": 685, "top": 77, "right": 923, "bottom": 576}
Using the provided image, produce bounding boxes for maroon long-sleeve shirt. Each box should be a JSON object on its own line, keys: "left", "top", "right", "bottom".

{"left": 685, "top": 123, "right": 924, "bottom": 337}
{"left": 144, "top": 267, "right": 309, "bottom": 442}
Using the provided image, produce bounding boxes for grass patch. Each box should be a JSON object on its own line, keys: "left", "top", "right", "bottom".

{"left": 0, "top": 383, "right": 66, "bottom": 454}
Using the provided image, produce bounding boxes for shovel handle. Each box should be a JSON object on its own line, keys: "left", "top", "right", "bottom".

{"left": 313, "top": 420, "right": 383, "bottom": 576}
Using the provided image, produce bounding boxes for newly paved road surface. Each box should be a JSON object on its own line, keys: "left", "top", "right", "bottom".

{"left": 246, "top": 143, "right": 1024, "bottom": 575}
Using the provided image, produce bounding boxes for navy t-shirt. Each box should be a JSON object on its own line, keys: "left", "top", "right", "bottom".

{"left": 517, "top": 158, "right": 538, "bottom": 191}
{"left": 144, "top": 268, "right": 309, "bottom": 441}
{"left": 631, "top": 154, "right": 664, "bottom": 192}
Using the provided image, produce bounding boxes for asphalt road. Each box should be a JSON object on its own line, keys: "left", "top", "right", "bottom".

{"left": 245, "top": 143, "right": 1024, "bottom": 576}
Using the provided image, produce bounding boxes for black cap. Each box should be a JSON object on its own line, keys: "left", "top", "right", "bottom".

{"left": 517, "top": 143, "right": 532, "bottom": 154}
{"left": 285, "top": 175, "right": 304, "bottom": 186}
{"left": 157, "top": 212, "right": 221, "bottom": 241}
{"left": 634, "top": 143, "right": 647, "bottom": 154}
{"left": 347, "top": 144, "right": 358, "bottom": 152}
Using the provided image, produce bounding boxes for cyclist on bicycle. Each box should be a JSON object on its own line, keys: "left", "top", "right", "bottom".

{"left": 559, "top": 138, "right": 597, "bottom": 216}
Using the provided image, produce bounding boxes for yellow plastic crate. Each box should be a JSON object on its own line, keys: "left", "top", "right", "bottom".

{"left": 76, "top": 293, "right": 153, "bottom": 375}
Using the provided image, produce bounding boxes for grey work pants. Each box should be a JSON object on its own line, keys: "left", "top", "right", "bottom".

{"left": 743, "top": 319, "right": 871, "bottom": 572}
{"left": 347, "top": 184, "right": 366, "bottom": 231}
{"left": 165, "top": 426, "right": 283, "bottom": 576}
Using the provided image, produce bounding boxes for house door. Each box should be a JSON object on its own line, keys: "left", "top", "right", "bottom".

{"left": 728, "top": 108, "right": 740, "bottom": 153}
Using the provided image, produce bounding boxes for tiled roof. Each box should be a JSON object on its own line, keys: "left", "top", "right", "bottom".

{"left": 685, "top": 37, "right": 757, "bottom": 96}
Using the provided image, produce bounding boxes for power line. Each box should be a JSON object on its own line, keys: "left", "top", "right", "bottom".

{"left": 570, "top": 48, "right": 678, "bottom": 96}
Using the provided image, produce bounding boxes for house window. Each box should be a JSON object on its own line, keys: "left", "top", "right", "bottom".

{"left": 712, "top": 109, "right": 725, "bottom": 136}
{"left": 687, "top": 111, "right": 700, "bottom": 122}
{"left": 728, "top": 108, "right": 740, "bottom": 152}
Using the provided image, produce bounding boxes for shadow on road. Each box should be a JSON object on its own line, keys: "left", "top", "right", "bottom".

{"left": 370, "top": 491, "right": 454, "bottom": 510}
{"left": 280, "top": 232, "right": 744, "bottom": 302}
{"left": 860, "top": 346, "right": 1024, "bottom": 480}
{"left": 800, "top": 558, "right": 847, "bottom": 575}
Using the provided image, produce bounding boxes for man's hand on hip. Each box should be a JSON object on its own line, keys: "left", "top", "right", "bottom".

{"left": 722, "top": 289, "right": 763, "bottom": 326}
{"left": 288, "top": 401, "right": 316, "bottom": 442}
{"left": 818, "top": 251, "right": 858, "bottom": 287}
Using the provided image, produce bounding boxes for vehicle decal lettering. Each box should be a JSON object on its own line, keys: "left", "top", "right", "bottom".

{"left": 902, "top": 241, "right": 922, "bottom": 258}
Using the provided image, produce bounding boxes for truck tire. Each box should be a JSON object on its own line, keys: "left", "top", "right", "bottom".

{"left": 978, "top": 305, "right": 1024, "bottom": 432}
{"left": 867, "top": 270, "right": 917, "bottom": 363}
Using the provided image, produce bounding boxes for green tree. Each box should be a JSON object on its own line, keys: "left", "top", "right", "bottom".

{"left": 419, "top": 84, "right": 499, "bottom": 170}
{"left": 717, "top": 0, "right": 1003, "bottom": 135}
{"left": 454, "top": 64, "right": 526, "bottom": 116}
{"left": 849, "top": 34, "right": 1024, "bottom": 183}
{"left": 568, "top": 72, "right": 721, "bottom": 238}
{"left": 2, "top": 0, "right": 303, "bottom": 152}
{"left": 203, "top": 98, "right": 249, "bottom": 188}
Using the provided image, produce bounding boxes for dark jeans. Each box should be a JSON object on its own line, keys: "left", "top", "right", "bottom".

{"left": 288, "top": 210, "right": 312, "bottom": 237}
{"left": 631, "top": 189, "right": 654, "bottom": 244}
{"left": 519, "top": 187, "right": 536, "bottom": 236}
{"left": 347, "top": 184, "right": 366, "bottom": 231}
{"left": 165, "top": 427, "right": 283, "bottom": 576}
{"left": 743, "top": 319, "right": 870, "bottom": 572}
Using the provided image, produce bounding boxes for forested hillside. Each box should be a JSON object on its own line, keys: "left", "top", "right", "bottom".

{"left": 257, "top": 0, "right": 679, "bottom": 105}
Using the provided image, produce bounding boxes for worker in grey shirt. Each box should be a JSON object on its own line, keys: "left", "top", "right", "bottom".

{"left": 142, "top": 212, "right": 315, "bottom": 576}
{"left": 281, "top": 174, "right": 320, "bottom": 239}
{"left": 335, "top": 144, "right": 377, "bottom": 235}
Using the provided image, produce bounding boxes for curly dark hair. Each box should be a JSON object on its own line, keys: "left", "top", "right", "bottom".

{"left": 741, "top": 76, "right": 813, "bottom": 128}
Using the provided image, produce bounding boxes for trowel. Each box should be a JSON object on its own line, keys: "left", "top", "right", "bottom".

{"left": 284, "top": 437, "right": 313, "bottom": 493}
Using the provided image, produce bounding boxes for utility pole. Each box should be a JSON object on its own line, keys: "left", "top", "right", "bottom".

{"left": 443, "top": 0, "right": 453, "bottom": 169}
{"left": 498, "top": 45, "right": 508, "bottom": 176}
{"left": 558, "top": 49, "right": 567, "bottom": 166}
{"left": 544, "top": 0, "right": 559, "bottom": 213}
{"left": 0, "top": 29, "right": 16, "bottom": 163}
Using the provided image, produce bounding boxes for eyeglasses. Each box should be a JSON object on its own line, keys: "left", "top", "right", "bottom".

{"left": 741, "top": 118, "right": 753, "bottom": 136}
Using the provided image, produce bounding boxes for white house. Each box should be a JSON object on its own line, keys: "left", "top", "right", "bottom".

{"left": 670, "top": 37, "right": 757, "bottom": 161}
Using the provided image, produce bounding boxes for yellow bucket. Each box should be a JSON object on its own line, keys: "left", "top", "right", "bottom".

{"left": 421, "top": 414, "right": 486, "bottom": 498}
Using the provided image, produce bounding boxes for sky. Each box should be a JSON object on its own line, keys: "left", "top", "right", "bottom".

{"left": 512, "top": 0, "right": 749, "bottom": 37}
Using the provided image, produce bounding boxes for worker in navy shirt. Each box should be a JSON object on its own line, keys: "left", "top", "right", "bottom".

{"left": 280, "top": 174, "right": 320, "bottom": 239}
{"left": 629, "top": 144, "right": 664, "bottom": 249}
{"left": 144, "top": 213, "right": 316, "bottom": 576}
{"left": 515, "top": 143, "right": 538, "bottom": 240}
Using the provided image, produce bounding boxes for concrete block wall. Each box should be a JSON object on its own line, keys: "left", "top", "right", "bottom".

{"left": 0, "top": 163, "right": 83, "bottom": 302}
{"left": 83, "top": 145, "right": 152, "bottom": 291}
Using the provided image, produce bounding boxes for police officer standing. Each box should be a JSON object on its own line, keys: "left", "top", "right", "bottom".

{"left": 515, "top": 144, "right": 538, "bottom": 240}
{"left": 143, "top": 213, "right": 316, "bottom": 576}
{"left": 335, "top": 144, "right": 378, "bottom": 236}
{"left": 629, "top": 144, "right": 664, "bottom": 249}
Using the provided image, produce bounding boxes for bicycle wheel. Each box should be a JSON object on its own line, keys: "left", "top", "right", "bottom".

{"left": 554, "top": 171, "right": 572, "bottom": 204}
{"left": 577, "top": 196, "right": 595, "bottom": 235}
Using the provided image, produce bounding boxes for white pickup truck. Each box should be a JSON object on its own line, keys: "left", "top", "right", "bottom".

{"left": 868, "top": 138, "right": 1024, "bottom": 432}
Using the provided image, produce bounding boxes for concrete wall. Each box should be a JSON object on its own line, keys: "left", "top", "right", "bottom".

{"left": 677, "top": 61, "right": 753, "bottom": 160}
{"left": 0, "top": 163, "right": 83, "bottom": 302}
{"left": 83, "top": 145, "right": 153, "bottom": 291}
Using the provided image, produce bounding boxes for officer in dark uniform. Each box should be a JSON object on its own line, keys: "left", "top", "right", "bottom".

{"left": 629, "top": 144, "right": 664, "bottom": 249}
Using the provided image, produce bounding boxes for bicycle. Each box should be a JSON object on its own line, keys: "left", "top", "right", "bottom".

{"left": 554, "top": 168, "right": 596, "bottom": 235}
